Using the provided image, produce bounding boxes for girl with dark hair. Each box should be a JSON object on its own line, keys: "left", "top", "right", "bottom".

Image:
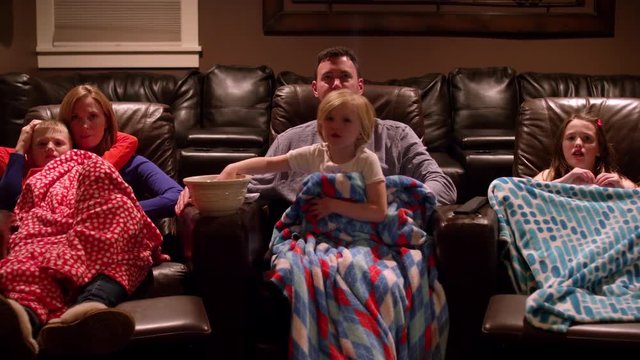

{"left": 534, "top": 112, "right": 636, "bottom": 189}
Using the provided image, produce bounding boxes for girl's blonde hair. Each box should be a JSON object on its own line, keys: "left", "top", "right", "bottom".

{"left": 316, "top": 89, "right": 376, "bottom": 148}
{"left": 57, "top": 84, "right": 117, "bottom": 156}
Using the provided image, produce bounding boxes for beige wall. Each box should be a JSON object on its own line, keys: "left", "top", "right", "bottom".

{"left": 2, "top": 1, "right": 640, "bottom": 80}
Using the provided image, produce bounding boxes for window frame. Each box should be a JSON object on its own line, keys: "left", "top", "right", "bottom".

{"left": 36, "top": 0, "right": 201, "bottom": 68}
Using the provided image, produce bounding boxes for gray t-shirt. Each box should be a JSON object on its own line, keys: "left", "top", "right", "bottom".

{"left": 249, "top": 119, "right": 457, "bottom": 205}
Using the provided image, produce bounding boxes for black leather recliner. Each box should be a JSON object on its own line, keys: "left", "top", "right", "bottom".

{"left": 179, "top": 65, "right": 275, "bottom": 180}
{"left": 481, "top": 97, "right": 640, "bottom": 357}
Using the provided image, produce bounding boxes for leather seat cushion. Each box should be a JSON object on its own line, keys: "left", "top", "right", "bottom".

{"left": 118, "top": 295, "right": 211, "bottom": 343}
{"left": 483, "top": 294, "right": 640, "bottom": 345}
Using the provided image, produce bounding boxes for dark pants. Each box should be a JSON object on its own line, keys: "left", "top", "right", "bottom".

{"left": 74, "top": 274, "right": 127, "bottom": 307}
{"left": 26, "top": 274, "right": 127, "bottom": 335}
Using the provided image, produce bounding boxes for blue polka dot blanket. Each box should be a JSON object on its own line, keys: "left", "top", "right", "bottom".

{"left": 488, "top": 177, "right": 640, "bottom": 332}
{"left": 268, "top": 172, "right": 448, "bottom": 360}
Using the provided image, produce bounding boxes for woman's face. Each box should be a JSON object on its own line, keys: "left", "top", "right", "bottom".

{"left": 562, "top": 119, "right": 599, "bottom": 171}
{"left": 68, "top": 96, "right": 107, "bottom": 151}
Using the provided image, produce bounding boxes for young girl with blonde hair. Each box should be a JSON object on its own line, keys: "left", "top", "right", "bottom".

{"left": 217, "top": 88, "right": 388, "bottom": 222}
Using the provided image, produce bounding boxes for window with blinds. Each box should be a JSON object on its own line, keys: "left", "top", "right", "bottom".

{"left": 36, "top": 0, "right": 201, "bottom": 68}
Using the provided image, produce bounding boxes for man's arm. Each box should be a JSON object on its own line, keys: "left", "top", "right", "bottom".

{"left": 391, "top": 122, "right": 457, "bottom": 205}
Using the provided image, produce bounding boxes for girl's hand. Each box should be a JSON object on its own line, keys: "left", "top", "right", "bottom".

{"left": 595, "top": 172, "right": 624, "bottom": 188}
{"left": 216, "top": 166, "right": 237, "bottom": 181}
{"left": 309, "top": 197, "right": 333, "bottom": 220}
{"left": 558, "top": 168, "right": 595, "bottom": 185}
{"left": 15, "top": 120, "right": 42, "bottom": 154}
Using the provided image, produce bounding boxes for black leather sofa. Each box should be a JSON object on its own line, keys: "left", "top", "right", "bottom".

{"left": 3, "top": 67, "right": 640, "bottom": 360}
{"left": 4, "top": 67, "right": 640, "bottom": 201}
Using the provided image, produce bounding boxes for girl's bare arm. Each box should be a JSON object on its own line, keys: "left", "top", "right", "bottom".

{"left": 310, "top": 180, "right": 388, "bottom": 223}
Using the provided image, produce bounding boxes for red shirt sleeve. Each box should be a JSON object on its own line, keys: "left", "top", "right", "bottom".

{"left": 0, "top": 147, "right": 13, "bottom": 177}
{"left": 103, "top": 132, "right": 138, "bottom": 170}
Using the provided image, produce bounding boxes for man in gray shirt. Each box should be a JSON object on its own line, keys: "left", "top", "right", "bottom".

{"left": 249, "top": 46, "right": 456, "bottom": 205}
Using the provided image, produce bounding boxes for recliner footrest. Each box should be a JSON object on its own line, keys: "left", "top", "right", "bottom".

{"left": 117, "top": 295, "right": 211, "bottom": 344}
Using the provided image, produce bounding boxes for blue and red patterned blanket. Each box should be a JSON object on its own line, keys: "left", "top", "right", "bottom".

{"left": 489, "top": 177, "right": 640, "bottom": 332}
{"left": 268, "top": 172, "right": 448, "bottom": 360}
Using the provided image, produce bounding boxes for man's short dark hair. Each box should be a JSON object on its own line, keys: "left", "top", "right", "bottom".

{"left": 316, "top": 46, "right": 360, "bottom": 78}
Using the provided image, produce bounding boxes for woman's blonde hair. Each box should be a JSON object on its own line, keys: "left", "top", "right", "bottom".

{"left": 316, "top": 89, "right": 376, "bottom": 148}
{"left": 57, "top": 84, "right": 117, "bottom": 156}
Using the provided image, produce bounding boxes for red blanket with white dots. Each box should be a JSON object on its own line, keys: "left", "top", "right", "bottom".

{"left": 2, "top": 149, "right": 163, "bottom": 294}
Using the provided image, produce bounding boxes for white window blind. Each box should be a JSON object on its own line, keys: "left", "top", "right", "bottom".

{"left": 37, "top": 0, "right": 201, "bottom": 68}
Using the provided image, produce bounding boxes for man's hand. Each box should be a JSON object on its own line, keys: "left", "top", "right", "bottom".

{"left": 174, "top": 187, "right": 191, "bottom": 215}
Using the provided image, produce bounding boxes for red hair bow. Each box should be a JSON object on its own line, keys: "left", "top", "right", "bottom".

{"left": 596, "top": 118, "right": 603, "bottom": 127}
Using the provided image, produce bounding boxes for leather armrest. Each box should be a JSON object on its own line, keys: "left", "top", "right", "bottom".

{"left": 118, "top": 295, "right": 211, "bottom": 344}
{"left": 432, "top": 203, "right": 499, "bottom": 343}
{"left": 433, "top": 203, "right": 498, "bottom": 294}
{"left": 177, "top": 200, "right": 269, "bottom": 317}
{"left": 130, "top": 262, "right": 189, "bottom": 300}
{"left": 178, "top": 201, "right": 270, "bottom": 271}
{"left": 177, "top": 200, "right": 271, "bottom": 358}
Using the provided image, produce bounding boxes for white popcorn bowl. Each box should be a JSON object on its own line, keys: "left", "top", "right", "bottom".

{"left": 183, "top": 174, "right": 252, "bottom": 216}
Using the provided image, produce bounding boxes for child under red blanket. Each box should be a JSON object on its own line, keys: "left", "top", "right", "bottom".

{"left": 0, "top": 120, "right": 163, "bottom": 359}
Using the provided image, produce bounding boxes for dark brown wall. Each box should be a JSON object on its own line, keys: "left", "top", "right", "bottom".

{"left": 2, "top": 1, "right": 640, "bottom": 80}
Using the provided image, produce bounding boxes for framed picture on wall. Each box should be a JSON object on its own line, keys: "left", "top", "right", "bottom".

{"left": 263, "top": 0, "right": 615, "bottom": 38}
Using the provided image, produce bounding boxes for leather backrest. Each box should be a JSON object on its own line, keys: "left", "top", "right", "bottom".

{"left": 518, "top": 72, "right": 640, "bottom": 102}
{"left": 201, "top": 64, "right": 274, "bottom": 147}
{"left": 514, "top": 97, "right": 640, "bottom": 182}
{"left": 518, "top": 72, "right": 591, "bottom": 101}
{"left": 276, "top": 71, "right": 451, "bottom": 152}
{"left": 24, "top": 102, "right": 178, "bottom": 179}
{"left": 270, "top": 84, "right": 423, "bottom": 143}
{"left": 0, "top": 71, "right": 199, "bottom": 148}
{"left": 589, "top": 75, "right": 640, "bottom": 97}
{"left": 449, "top": 67, "right": 518, "bottom": 148}
{"left": 374, "top": 73, "right": 451, "bottom": 152}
